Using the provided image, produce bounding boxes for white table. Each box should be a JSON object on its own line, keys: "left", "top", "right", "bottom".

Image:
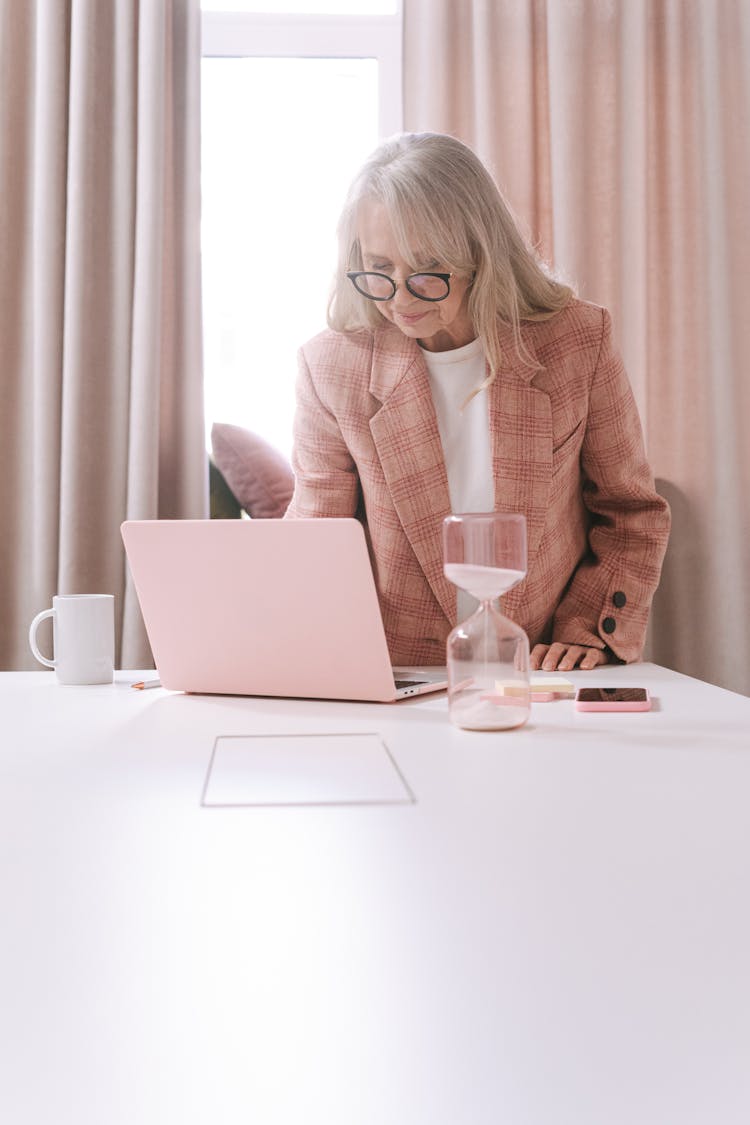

{"left": 1, "top": 664, "right": 749, "bottom": 1125}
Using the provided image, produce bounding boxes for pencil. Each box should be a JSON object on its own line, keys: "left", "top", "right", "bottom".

{"left": 131, "top": 678, "right": 161, "bottom": 690}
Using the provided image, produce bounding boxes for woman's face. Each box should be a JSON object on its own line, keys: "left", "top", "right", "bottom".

{"left": 355, "top": 200, "right": 475, "bottom": 352}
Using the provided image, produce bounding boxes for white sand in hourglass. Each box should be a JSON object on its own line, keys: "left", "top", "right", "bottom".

{"left": 443, "top": 562, "right": 525, "bottom": 599}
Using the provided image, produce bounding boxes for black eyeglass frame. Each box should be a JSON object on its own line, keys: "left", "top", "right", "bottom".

{"left": 345, "top": 270, "right": 453, "bottom": 303}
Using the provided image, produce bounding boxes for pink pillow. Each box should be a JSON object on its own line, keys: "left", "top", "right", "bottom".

{"left": 211, "top": 423, "right": 294, "bottom": 519}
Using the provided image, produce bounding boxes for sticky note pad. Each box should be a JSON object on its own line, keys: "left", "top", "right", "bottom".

{"left": 530, "top": 678, "right": 575, "bottom": 699}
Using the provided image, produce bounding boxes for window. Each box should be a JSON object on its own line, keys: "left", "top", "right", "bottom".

{"left": 200, "top": 2, "right": 402, "bottom": 457}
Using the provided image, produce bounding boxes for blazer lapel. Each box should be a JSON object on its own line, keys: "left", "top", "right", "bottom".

{"left": 488, "top": 325, "right": 552, "bottom": 618}
{"left": 368, "top": 331, "right": 457, "bottom": 623}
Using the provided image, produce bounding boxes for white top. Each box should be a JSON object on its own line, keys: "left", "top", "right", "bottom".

{"left": 422, "top": 337, "right": 494, "bottom": 619}
{"left": 421, "top": 336, "right": 494, "bottom": 513}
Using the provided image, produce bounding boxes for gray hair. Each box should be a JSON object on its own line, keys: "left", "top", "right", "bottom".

{"left": 328, "top": 132, "right": 573, "bottom": 382}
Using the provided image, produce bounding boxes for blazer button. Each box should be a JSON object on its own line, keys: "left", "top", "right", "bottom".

{"left": 602, "top": 616, "right": 616, "bottom": 634}
{"left": 612, "top": 591, "right": 627, "bottom": 608}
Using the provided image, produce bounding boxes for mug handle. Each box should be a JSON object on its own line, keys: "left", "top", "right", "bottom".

{"left": 29, "top": 608, "right": 56, "bottom": 668}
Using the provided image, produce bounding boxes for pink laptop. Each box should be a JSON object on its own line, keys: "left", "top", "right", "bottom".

{"left": 120, "top": 518, "right": 448, "bottom": 702}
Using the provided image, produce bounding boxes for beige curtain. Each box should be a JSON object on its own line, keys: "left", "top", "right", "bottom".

{"left": 0, "top": 0, "right": 206, "bottom": 671}
{"left": 404, "top": 0, "right": 750, "bottom": 697}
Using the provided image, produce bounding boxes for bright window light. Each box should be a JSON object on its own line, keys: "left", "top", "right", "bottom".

{"left": 201, "top": 57, "right": 379, "bottom": 456}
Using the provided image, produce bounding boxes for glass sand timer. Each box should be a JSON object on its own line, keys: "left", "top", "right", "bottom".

{"left": 443, "top": 512, "right": 530, "bottom": 731}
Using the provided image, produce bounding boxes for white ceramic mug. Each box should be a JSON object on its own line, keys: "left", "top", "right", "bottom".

{"left": 29, "top": 594, "right": 115, "bottom": 685}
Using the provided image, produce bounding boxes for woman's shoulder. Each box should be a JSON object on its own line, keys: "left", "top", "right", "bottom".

{"left": 521, "top": 296, "right": 613, "bottom": 365}
{"left": 526, "top": 296, "right": 609, "bottom": 341}
{"left": 300, "top": 325, "right": 371, "bottom": 362}
{"left": 301, "top": 323, "right": 406, "bottom": 356}
{"left": 300, "top": 324, "right": 411, "bottom": 371}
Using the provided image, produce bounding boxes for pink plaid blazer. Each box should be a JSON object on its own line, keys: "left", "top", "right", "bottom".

{"left": 286, "top": 299, "right": 670, "bottom": 666}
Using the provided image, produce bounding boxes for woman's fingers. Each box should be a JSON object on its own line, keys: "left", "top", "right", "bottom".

{"left": 530, "top": 643, "right": 609, "bottom": 672}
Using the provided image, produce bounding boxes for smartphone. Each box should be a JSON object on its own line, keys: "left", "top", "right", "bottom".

{"left": 574, "top": 687, "right": 651, "bottom": 712}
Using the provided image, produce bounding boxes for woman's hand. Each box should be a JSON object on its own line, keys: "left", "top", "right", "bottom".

{"left": 530, "top": 643, "right": 610, "bottom": 672}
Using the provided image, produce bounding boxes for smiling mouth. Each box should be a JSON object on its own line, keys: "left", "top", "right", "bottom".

{"left": 398, "top": 311, "right": 428, "bottom": 324}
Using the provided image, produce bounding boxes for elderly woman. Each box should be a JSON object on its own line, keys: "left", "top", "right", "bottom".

{"left": 286, "top": 131, "right": 670, "bottom": 672}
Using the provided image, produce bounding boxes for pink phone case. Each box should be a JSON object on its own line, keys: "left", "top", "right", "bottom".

{"left": 575, "top": 689, "right": 651, "bottom": 712}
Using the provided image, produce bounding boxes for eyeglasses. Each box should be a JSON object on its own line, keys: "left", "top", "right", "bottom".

{"left": 346, "top": 270, "right": 453, "bottom": 303}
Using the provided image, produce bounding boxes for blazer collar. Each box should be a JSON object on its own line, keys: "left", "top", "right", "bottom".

{"left": 368, "top": 326, "right": 423, "bottom": 402}
{"left": 368, "top": 321, "right": 542, "bottom": 402}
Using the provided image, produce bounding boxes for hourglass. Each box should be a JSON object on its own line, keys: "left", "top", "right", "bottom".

{"left": 443, "top": 512, "right": 530, "bottom": 731}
